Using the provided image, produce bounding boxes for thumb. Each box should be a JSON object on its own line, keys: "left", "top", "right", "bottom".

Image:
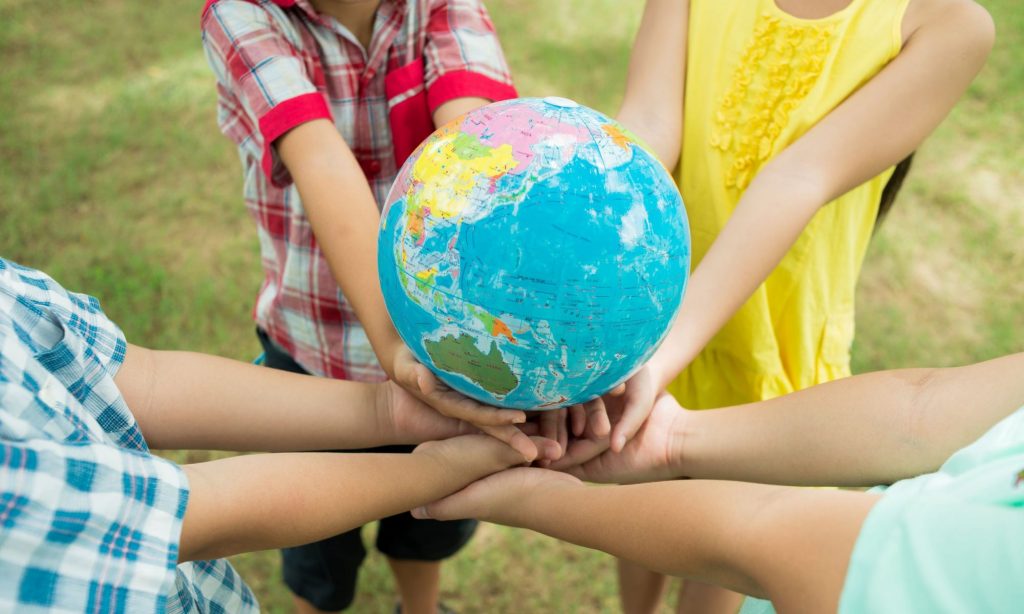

{"left": 414, "top": 363, "right": 438, "bottom": 395}
{"left": 412, "top": 483, "right": 483, "bottom": 521}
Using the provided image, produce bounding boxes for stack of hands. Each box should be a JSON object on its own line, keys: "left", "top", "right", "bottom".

{"left": 387, "top": 353, "right": 680, "bottom": 518}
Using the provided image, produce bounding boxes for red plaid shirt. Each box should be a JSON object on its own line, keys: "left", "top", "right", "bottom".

{"left": 201, "top": 0, "right": 517, "bottom": 381}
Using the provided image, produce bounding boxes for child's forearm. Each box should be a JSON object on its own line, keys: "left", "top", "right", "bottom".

{"left": 681, "top": 352, "right": 1024, "bottom": 486}
{"left": 277, "top": 119, "right": 405, "bottom": 375}
{"left": 648, "top": 168, "right": 826, "bottom": 390}
{"left": 507, "top": 479, "right": 872, "bottom": 612}
{"left": 179, "top": 446, "right": 502, "bottom": 562}
{"left": 117, "top": 345, "right": 388, "bottom": 451}
{"left": 513, "top": 480, "right": 767, "bottom": 595}
{"left": 617, "top": 0, "right": 687, "bottom": 169}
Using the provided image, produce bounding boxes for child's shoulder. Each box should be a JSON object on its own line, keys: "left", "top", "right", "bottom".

{"left": 201, "top": 0, "right": 308, "bottom": 49}
{"left": 902, "top": 0, "right": 994, "bottom": 46}
{"left": 201, "top": 0, "right": 298, "bottom": 29}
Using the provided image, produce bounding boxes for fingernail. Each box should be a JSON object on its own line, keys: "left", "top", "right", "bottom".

{"left": 411, "top": 506, "right": 430, "bottom": 519}
{"left": 513, "top": 415, "right": 526, "bottom": 424}
{"left": 614, "top": 435, "right": 626, "bottom": 451}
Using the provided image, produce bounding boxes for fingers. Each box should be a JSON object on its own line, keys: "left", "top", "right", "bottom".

{"left": 610, "top": 400, "right": 646, "bottom": 453}
{"left": 536, "top": 410, "right": 558, "bottom": 468}
{"left": 507, "top": 418, "right": 563, "bottom": 463}
{"left": 548, "top": 436, "right": 609, "bottom": 472}
{"left": 556, "top": 408, "right": 568, "bottom": 459}
{"left": 534, "top": 409, "right": 568, "bottom": 467}
{"left": 584, "top": 397, "right": 611, "bottom": 439}
{"left": 561, "top": 451, "right": 624, "bottom": 484}
{"left": 539, "top": 401, "right": 610, "bottom": 472}
{"left": 412, "top": 467, "right": 575, "bottom": 522}
{"left": 569, "top": 404, "right": 586, "bottom": 437}
{"left": 531, "top": 435, "right": 563, "bottom": 462}
{"left": 410, "top": 362, "right": 435, "bottom": 395}
{"left": 608, "top": 374, "right": 656, "bottom": 453}
{"left": 538, "top": 409, "right": 560, "bottom": 444}
{"left": 392, "top": 354, "right": 433, "bottom": 395}
{"left": 424, "top": 384, "right": 527, "bottom": 428}
{"left": 517, "top": 421, "right": 541, "bottom": 436}
{"left": 480, "top": 424, "right": 541, "bottom": 462}
{"left": 411, "top": 491, "right": 470, "bottom": 521}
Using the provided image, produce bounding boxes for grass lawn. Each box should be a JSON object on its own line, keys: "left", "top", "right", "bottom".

{"left": 2, "top": 1, "right": 1021, "bottom": 612}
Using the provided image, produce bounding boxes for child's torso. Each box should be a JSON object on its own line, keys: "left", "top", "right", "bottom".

{"left": 669, "top": 0, "right": 911, "bottom": 408}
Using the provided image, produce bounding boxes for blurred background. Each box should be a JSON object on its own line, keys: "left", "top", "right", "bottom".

{"left": 1, "top": 1, "right": 1021, "bottom": 611}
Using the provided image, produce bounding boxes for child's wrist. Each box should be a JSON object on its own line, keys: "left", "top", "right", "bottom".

{"left": 646, "top": 356, "right": 670, "bottom": 391}
{"left": 412, "top": 439, "right": 502, "bottom": 486}
{"left": 370, "top": 382, "right": 393, "bottom": 439}
{"left": 670, "top": 409, "right": 705, "bottom": 479}
{"left": 512, "top": 477, "right": 585, "bottom": 528}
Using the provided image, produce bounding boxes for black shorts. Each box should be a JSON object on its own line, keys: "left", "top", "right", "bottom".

{"left": 256, "top": 329, "right": 478, "bottom": 611}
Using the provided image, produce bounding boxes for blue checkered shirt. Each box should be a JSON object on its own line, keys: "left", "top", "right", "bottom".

{"left": 0, "top": 258, "right": 257, "bottom": 613}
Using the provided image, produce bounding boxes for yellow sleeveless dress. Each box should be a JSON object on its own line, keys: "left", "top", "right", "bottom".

{"left": 666, "top": 0, "right": 911, "bottom": 409}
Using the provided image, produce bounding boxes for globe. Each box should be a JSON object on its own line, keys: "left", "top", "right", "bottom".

{"left": 378, "top": 97, "right": 690, "bottom": 409}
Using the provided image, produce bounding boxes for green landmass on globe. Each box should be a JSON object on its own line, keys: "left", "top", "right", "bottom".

{"left": 424, "top": 333, "right": 520, "bottom": 396}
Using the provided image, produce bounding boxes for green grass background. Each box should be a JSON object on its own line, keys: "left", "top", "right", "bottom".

{"left": 1, "top": 1, "right": 1021, "bottom": 612}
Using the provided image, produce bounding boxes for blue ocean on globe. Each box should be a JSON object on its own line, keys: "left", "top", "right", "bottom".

{"left": 378, "top": 97, "right": 690, "bottom": 409}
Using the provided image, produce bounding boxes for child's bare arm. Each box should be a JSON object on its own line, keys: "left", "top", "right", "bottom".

{"left": 636, "top": 0, "right": 994, "bottom": 396}
{"left": 416, "top": 468, "right": 876, "bottom": 612}
{"left": 680, "top": 352, "right": 1024, "bottom": 486}
{"left": 598, "top": 0, "right": 688, "bottom": 449}
{"left": 561, "top": 352, "right": 1024, "bottom": 488}
{"left": 115, "top": 343, "right": 471, "bottom": 452}
{"left": 617, "top": 0, "right": 688, "bottom": 169}
{"left": 276, "top": 119, "right": 401, "bottom": 375}
{"left": 177, "top": 435, "right": 551, "bottom": 562}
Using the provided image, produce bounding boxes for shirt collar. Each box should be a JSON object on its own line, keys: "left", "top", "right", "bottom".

{"left": 285, "top": 0, "right": 406, "bottom": 65}
{"left": 279, "top": 0, "right": 403, "bottom": 21}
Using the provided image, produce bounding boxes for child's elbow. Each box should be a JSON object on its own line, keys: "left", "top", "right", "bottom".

{"left": 753, "top": 155, "right": 834, "bottom": 212}
{"left": 949, "top": 1, "right": 996, "bottom": 61}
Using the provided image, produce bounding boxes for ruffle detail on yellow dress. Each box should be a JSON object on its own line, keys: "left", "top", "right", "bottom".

{"left": 709, "top": 13, "right": 836, "bottom": 192}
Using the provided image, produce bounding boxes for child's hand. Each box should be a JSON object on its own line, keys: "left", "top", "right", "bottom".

{"left": 528, "top": 408, "right": 568, "bottom": 466}
{"left": 604, "top": 363, "right": 659, "bottom": 452}
{"left": 568, "top": 398, "right": 612, "bottom": 441}
{"left": 411, "top": 467, "right": 581, "bottom": 525}
{"left": 551, "top": 392, "right": 689, "bottom": 484}
{"left": 412, "top": 435, "right": 564, "bottom": 488}
{"left": 527, "top": 399, "right": 611, "bottom": 467}
{"left": 390, "top": 344, "right": 540, "bottom": 461}
{"left": 376, "top": 381, "right": 476, "bottom": 444}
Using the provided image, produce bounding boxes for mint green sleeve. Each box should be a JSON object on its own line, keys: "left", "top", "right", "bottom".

{"left": 839, "top": 494, "right": 1024, "bottom": 613}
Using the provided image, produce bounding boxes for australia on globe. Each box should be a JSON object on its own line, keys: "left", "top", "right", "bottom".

{"left": 378, "top": 97, "right": 690, "bottom": 409}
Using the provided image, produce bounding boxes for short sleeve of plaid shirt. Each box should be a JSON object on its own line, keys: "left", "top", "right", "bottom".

{"left": 422, "top": 0, "right": 517, "bottom": 113}
{"left": 201, "top": 0, "right": 332, "bottom": 187}
{"left": 0, "top": 259, "right": 256, "bottom": 614}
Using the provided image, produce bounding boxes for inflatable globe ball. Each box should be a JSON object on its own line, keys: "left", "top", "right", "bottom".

{"left": 378, "top": 97, "right": 690, "bottom": 409}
